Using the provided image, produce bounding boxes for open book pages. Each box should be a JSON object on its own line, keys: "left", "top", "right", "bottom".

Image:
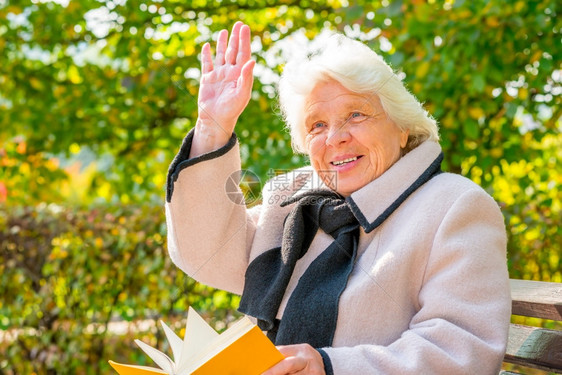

{"left": 108, "top": 307, "right": 284, "bottom": 375}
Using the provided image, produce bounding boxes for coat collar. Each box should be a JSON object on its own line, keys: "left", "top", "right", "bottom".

{"left": 287, "top": 141, "right": 443, "bottom": 233}
{"left": 347, "top": 141, "right": 443, "bottom": 233}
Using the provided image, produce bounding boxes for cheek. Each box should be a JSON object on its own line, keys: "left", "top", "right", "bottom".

{"left": 306, "top": 135, "right": 326, "bottom": 162}
{"left": 363, "top": 123, "right": 402, "bottom": 149}
{"left": 369, "top": 142, "right": 398, "bottom": 163}
{"left": 382, "top": 142, "right": 403, "bottom": 170}
{"left": 307, "top": 135, "right": 326, "bottom": 169}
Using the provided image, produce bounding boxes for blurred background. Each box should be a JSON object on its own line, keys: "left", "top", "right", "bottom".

{"left": 0, "top": 0, "right": 560, "bottom": 373}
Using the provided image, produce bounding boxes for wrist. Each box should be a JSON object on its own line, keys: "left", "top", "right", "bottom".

{"left": 189, "top": 119, "right": 234, "bottom": 158}
{"left": 197, "top": 117, "right": 235, "bottom": 138}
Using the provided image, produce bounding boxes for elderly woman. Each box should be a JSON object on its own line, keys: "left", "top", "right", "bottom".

{"left": 165, "top": 22, "right": 511, "bottom": 374}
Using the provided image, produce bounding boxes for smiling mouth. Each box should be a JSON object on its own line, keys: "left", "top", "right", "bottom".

{"left": 331, "top": 156, "right": 362, "bottom": 166}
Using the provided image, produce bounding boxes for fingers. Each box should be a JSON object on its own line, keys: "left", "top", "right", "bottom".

{"left": 205, "top": 23, "right": 251, "bottom": 73}
{"left": 238, "top": 59, "right": 255, "bottom": 94}
{"left": 237, "top": 24, "right": 252, "bottom": 65}
{"left": 261, "top": 356, "right": 307, "bottom": 375}
{"left": 225, "top": 21, "right": 242, "bottom": 65}
{"left": 261, "top": 344, "right": 325, "bottom": 375}
{"left": 277, "top": 345, "right": 304, "bottom": 357}
{"left": 201, "top": 42, "right": 213, "bottom": 74}
{"left": 214, "top": 29, "right": 228, "bottom": 67}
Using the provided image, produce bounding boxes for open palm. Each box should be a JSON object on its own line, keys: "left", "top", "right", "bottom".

{"left": 197, "top": 22, "right": 255, "bottom": 140}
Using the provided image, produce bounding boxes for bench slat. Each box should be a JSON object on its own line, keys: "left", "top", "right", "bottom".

{"left": 510, "top": 279, "right": 562, "bottom": 321}
{"left": 504, "top": 323, "right": 562, "bottom": 372}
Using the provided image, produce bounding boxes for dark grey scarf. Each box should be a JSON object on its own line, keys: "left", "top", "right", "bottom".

{"left": 238, "top": 190, "right": 360, "bottom": 347}
{"left": 238, "top": 153, "right": 443, "bottom": 348}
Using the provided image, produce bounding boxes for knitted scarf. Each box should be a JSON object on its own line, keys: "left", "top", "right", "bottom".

{"left": 238, "top": 153, "right": 443, "bottom": 348}
{"left": 239, "top": 190, "right": 359, "bottom": 347}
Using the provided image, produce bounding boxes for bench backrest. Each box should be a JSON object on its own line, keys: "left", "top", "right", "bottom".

{"left": 503, "top": 279, "right": 562, "bottom": 374}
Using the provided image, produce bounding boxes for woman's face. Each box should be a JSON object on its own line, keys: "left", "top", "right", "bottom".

{"left": 304, "top": 80, "right": 409, "bottom": 196}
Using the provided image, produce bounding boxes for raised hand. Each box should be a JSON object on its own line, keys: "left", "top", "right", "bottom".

{"left": 190, "top": 22, "right": 255, "bottom": 158}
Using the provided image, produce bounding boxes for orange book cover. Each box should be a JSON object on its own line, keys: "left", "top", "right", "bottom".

{"left": 192, "top": 325, "right": 283, "bottom": 375}
{"left": 108, "top": 361, "right": 167, "bottom": 375}
{"left": 108, "top": 307, "right": 284, "bottom": 375}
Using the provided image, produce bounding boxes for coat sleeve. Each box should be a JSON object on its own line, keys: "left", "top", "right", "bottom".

{"left": 165, "top": 130, "right": 261, "bottom": 295}
{"left": 320, "top": 188, "right": 511, "bottom": 375}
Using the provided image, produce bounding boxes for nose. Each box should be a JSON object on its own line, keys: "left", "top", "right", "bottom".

{"left": 325, "top": 122, "right": 351, "bottom": 147}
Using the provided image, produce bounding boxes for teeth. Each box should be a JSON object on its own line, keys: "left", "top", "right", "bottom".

{"left": 332, "top": 157, "right": 358, "bottom": 166}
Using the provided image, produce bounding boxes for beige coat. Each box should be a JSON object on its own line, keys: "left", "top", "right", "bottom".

{"left": 165, "top": 133, "right": 511, "bottom": 374}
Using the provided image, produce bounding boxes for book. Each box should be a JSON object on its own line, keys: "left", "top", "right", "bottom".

{"left": 108, "top": 307, "right": 284, "bottom": 375}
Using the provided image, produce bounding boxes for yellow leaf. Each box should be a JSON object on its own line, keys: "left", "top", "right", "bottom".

{"left": 6, "top": 6, "right": 23, "bottom": 14}
{"left": 524, "top": 228, "right": 540, "bottom": 241}
{"left": 95, "top": 237, "right": 103, "bottom": 248}
{"left": 97, "top": 182, "right": 111, "bottom": 199}
{"left": 486, "top": 17, "right": 499, "bottom": 27}
{"left": 530, "top": 50, "right": 542, "bottom": 63}
{"left": 442, "top": 116, "right": 454, "bottom": 129}
{"left": 16, "top": 142, "right": 26, "bottom": 154}
{"left": 68, "top": 65, "right": 83, "bottom": 84}
{"left": 183, "top": 43, "right": 195, "bottom": 56}
{"left": 468, "top": 107, "right": 485, "bottom": 119}
{"left": 69, "top": 143, "right": 81, "bottom": 154}
{"left": 20, "top": 162, "right": 30, "bottom": 175}
{"left": 415, "top": 61, "right": 430, "bottom": 78}
{"left": 29, "top": 77, "right": 43, "bottom": 90}
{"left": 265, "top": 8, "right": 277, "bottom": 19}
{"left": 259, "top": 96, "right": 269, "bottom": 111}
{"left": 456, "top": 10, "right": 472, "bottom": 19}
{"left": 490, "top": 148, "right": 503, "bottom": 158}
{"left": 151, "top": 173, "right": 165, "bottom": 187}
{"left": 46, "top": 158, "right": 60, "bottom": 171}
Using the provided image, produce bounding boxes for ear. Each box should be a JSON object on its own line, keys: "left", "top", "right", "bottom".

{"left": 400, "top": 129, "right": 410, "bottom": 149}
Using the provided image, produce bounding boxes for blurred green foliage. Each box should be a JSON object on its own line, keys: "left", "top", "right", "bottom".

{"left": 0, "top": 204, "right": 240, "bottom": 374}
{"left": 0, "top": 0, "right": 560, "bottom": 373}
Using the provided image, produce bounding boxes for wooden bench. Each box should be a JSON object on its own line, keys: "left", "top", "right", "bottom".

{"left": 501, "top": 279, "right": 562, "bottom": 374}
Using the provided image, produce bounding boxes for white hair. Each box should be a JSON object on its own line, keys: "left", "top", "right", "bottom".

{"left": 278, "top": 33, "right": 440, "bottom": 154}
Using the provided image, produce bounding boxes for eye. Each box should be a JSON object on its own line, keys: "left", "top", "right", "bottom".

{"left": 347, "top": 112, "right": 368, "bottom": 123}
{"left": 349, "top": 112, "right": 365, "bottom": 120}
{"left": 309, "top": 122, "right": 327, "bottom": 133}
